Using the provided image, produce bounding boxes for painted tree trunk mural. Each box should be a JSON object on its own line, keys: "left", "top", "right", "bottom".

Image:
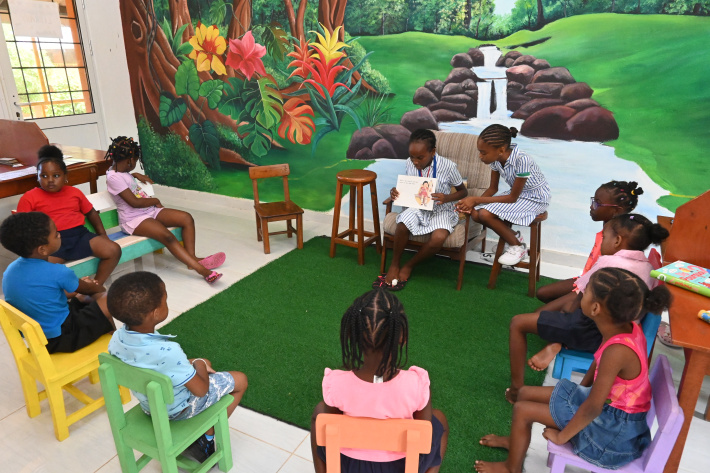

{"left": 228, "top": 0, "right": 252, "bottom": 39}
{"left": 120, "top": 0, "right": 254, "bottom": 165}
{"left": 283, "top": 0, "right": 309, "bottom": 41}
{"left": 319, "top": 0, "right": 348, "bottom": 41}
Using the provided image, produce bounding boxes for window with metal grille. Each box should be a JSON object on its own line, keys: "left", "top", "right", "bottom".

{"left": 1, "top": 0, "right": 94, "bottom": 119}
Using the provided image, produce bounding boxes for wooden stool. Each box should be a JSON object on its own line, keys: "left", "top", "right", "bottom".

{"left": 488, "top": 212, "right": 548, "bottom": 297}
{"left": 330, "top": 170, "right": 382, "bottom": 265}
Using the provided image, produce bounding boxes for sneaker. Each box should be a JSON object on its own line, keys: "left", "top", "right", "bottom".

{"left": 498, "top": 244, "right": 528, "bottom": 266}
{"left": 481, "top": 232, "right": 525, "bottom": 263}
{"left": 186, "top": 434, "right": 215, "bottom": 463}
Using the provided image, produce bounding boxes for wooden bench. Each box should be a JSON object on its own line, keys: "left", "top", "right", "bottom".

{"left": 66, "top": 186, "right": 182, "bottom": 278}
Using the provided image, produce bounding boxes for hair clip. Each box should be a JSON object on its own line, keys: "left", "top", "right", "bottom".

{"left": 630, "top": 189, "right": 635, "bottom": 195}
{"left": 629, "top": 215, "right": 635, "bottom": 220}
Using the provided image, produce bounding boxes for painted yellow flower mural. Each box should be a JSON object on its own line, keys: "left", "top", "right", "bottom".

{"left": 188, "top": 23, "right": 227, "bottom": 75}
{"left": 310, "top": 25, "right": 349, "bottom": 63}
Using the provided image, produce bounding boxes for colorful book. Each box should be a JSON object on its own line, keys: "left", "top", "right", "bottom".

{"left": 651, "top": 261, "right": 710, "bottom": 297}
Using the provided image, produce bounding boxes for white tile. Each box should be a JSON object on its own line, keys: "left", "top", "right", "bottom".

{"left": 277, "top": 454, "right": 313, "bottom": 473}
{"left": 229, "top": 406, "right": 309, "bottom": 453}
{"left": 293, "top": 434, "right": 313, "bottom": 461}
{"left": 0, "top": 341, "right": 26, "bottom": 420}
{"left": 231, "top": 429, "right": 292, "bottom": 473}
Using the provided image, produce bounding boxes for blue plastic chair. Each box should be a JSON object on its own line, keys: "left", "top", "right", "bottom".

{"left": 551, "top": 312, "right": 662, "bottom": 380}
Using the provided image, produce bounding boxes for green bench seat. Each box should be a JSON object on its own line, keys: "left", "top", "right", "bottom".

{"left": 66, "top": 190, "right": 182, "bottom": 279}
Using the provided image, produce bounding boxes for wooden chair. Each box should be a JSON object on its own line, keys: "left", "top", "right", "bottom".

{"left": 315, "top": 414, "right": 433, "bottom": 473}
{"left": 99, "top": 353, "right": 233, "bottom": 473}
{"left": 0, "top": 300, "right": 129, "bottom": 441}
{"left": 486, "top": 212, "right": 548, "bottom": 297}
{"left": 380, "top": 131, "right": 491, "bottom": 290}
{"left": 547, "top": 355, "right": 684, "bottom": 473}
{"left": 249, "top": 164, "right": 304, "bottom": 254}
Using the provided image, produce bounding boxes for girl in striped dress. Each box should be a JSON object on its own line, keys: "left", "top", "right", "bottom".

{"left": 457, "top": 125, "right": 550, "bottom": 266}
{"left": 376, "top": 129, "right": 468, "bottom": 290}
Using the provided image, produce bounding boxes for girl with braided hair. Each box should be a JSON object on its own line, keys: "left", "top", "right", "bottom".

{"left": 476, "top": 267, "right": 671, "bottom": 473}
{"left": 456, "top": 124, "right": 550, "bottom": 266}
{"left": 17, "top": 145, "right": 122, "bottom": 285}
{"left": 507, "top": 213, "right": 669, "bottom": 403}
{"left": 536, "top": 180, "right": 645, "bottom": 304}
{"left": 310, "top": 289, "right": 449, "bottom": 473}
{"left": 105, "top": 136, "right": 225, "bottom": 283}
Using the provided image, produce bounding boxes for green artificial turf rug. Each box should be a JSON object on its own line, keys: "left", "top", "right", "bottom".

{"left": 164, "top": 236, "right": 553, "bottom": 470}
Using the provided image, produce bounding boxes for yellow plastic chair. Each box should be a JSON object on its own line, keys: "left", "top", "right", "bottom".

{"left": 0, "top": 299, "right": 129, "bottom": 440}
{"left": 315, "top": 414, "right": 433, "bottom": 473}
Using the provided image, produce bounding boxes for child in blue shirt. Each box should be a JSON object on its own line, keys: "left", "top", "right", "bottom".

{"left": 107, "top": 271, "right": 248, "bottom": 462}
{"left": 0, "top": 212, "right": 113, "bottom": 353}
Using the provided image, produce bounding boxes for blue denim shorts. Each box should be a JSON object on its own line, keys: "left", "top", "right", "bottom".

{"left": 550, "top": 378, "right": 651, "bottom": 470}
{"left": 169, "top": 372, "right": 234, "bottom": 421}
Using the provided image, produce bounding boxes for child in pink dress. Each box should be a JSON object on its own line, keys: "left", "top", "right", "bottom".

{"left": 104, "top": 136, "right": 225, "bottom": 283}
{"left": 310, "top": 289, "right": 449, "bottom": 473}
{"left": 475, "top": 267, "right": 672, "bottom": 473}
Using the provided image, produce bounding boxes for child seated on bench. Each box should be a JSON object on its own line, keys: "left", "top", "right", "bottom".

{"left": 0, "top": 212, "right": 114, "bottom": 353}
{"left": 17, "top": 145, "right": 121, "bottom": 285}
{"left": 104, "top": 136, "right": 225, "bottom": 284}
{"left": 107, "top": 271, "right": 247, "bottom": 462}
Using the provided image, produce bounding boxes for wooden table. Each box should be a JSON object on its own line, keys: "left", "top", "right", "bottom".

{"left": 663, "top": 287, "right": 710, "bottom": 473}
{"left": 0, "top": 145, "right": 110, "bottom": 197}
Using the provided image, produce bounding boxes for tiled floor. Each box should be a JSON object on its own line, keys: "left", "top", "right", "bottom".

{"left": 0, "top": 185, "right": 708, "bottom": 472}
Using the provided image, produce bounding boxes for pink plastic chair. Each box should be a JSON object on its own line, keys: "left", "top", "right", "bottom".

{"left": 546, "top": 354, "right": 683, "bottom": 473}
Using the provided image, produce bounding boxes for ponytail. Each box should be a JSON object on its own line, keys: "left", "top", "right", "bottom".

{"left": 479, "top": 124, "right": 517, "bottom": 148}
{"left": 644, "top": 285, "right": 672, "bottom": 315}
{"left": 609, "top": 213, "right": 669, "bottom": 251}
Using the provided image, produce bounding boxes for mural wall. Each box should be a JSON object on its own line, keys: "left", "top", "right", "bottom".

{"left": 119, "top": 0, "right": 710, "bottom": 255}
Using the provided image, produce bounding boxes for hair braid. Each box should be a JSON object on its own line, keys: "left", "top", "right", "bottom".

{"left": 588, "top": 267, "right": 671, "bottom": 324}
{"left": 105, "top": 136, "right": 142, "bottom": 163}
{"left": 479, "top": 124, "right": 518, "bottom": 149}
{"left": 608, "top": 213, "right": 669, "bottom": 251}
{"left": 340, "top": 289, "right": 409, "bottom": 380}
{"left": 600, "top": 180, "right": 644, "bottom": 212}
{"left": 409, "top": 128, "right": 436, "bottom": 151}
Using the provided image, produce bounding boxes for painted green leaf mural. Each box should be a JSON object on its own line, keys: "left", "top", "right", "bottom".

{"left": 243, "top": 76, "right": 283, "bottom": 129}
{"left": 158, "top": 92, "right": 187, "bottom": 127}
{"left": 218, "top": 77, "right": 245, "bottom": 120}
{"left": 199, "top": 80, "right": 224, "bottom": 109}
{"left": 175, "top": 60, "right": 200, "bottom": 101}
{"left": 263, "top": 23, "right": 290, "bottom": 62}
{"left": 240, "top": 121, "right": 272, "bottom": 158}
{"left": 189, "top": 120, "right": 221, "bottom": 169}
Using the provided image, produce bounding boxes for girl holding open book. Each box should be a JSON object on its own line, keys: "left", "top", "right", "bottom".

{"left": 374, "top": 129, "right": 467, "bottom": 291}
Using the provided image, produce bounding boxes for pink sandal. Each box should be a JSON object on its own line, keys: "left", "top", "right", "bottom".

{"left": 199, "top": 252, "right": 226, "bottom": 270}
{"left": 656, "top": 321, "right": 681, "bottom": 349}
{"left": 205, "top": 271, "right": 222, "bottom": 284}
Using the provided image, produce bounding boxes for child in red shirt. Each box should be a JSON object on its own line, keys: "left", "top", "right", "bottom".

{"left": 17, "top": 145, "right": 121, "bottom": 284}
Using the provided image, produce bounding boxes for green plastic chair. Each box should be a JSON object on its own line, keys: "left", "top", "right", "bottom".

{"left": 98, "top": 353, "right": 233, "bottom": 473}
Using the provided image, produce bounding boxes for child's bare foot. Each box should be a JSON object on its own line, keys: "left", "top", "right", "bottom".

{"left": 527, "top": 343, "right": 562, "bottom": 372}
{"left": 505, "top": 387, "right": 518, "bottom": 404}
{"left": 479, "top": 434, "right": 510, "bottom": 450}
{"left": 398, "top": 265, "right": 412, "bottom": 282}
{"left": 474, "top": 460, "right": 513, "bottom": 473}
{"left": 385, "top": 266, "right": 400, "bottom": 285}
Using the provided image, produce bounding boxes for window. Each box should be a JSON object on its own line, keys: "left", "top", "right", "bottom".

{"left": 1, "top": 0, "right": 93, "bottom": 119}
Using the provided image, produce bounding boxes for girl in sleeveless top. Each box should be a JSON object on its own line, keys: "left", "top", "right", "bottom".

{"left": 475, "top": 267, "right": 671, "bottom": 473}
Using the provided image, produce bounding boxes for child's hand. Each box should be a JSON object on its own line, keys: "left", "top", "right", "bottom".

{"left": 80, "top": 276, "right": 99, "bottom": 285}
{"left": 431, "top": 193, "right": 447, "bottom": 205}
{"left": 542, "top": 427, "right": 564, "bottom": 445}
{"left": 389, "top": 187, "right": 399, "bottom": 201}
{"left": 456, "top": 196, "right": 477, "bottom": 213}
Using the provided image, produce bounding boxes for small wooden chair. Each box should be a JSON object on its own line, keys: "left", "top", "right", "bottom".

{"left": 0, "top": 300, "right": 129, "bottom": 441}
{"left": 487, "top": 211, "right": 548, "bottom": 297}
{"left": 249, "top": 164, "right": 304, "bottom": 254}
{"left": 315, "top": 414, "right": 432, "bottom": 473}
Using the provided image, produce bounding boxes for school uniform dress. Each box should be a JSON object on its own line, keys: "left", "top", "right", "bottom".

{"left": 475, "top": 144, "right": 550, "bottom": 225}
{"left": 396, "top": 154, "right": 463, "bottom": 236}
{"left": 550, "top": 322, "right": 652, "bottom": 469}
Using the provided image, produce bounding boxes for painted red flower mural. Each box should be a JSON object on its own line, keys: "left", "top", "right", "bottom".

{"left": 226, "top": 30, "right": 267, "bottom": 80}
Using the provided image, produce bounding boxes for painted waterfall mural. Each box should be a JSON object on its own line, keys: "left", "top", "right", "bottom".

{"left": 119, "top": 0, "right": 710, "bottom": 255}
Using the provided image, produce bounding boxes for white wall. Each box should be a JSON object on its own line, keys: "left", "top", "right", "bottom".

{"left": 83, "top": 0, "right": 137, "bottom": 145}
